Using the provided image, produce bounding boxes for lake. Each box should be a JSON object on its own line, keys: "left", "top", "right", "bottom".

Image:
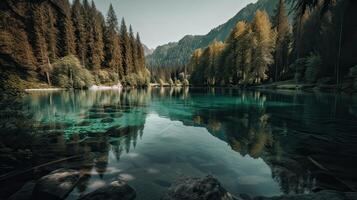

{"left": 1, "top": 88, "right": 357, "bottom": 199}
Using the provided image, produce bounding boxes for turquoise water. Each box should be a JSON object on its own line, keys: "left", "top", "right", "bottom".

{"left": 7, "top": 88, "right": 357, "bottom": 199}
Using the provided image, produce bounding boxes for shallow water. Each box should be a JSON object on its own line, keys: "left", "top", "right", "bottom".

{"left": 2, "top": 88, "right": 357, "bottom": 199}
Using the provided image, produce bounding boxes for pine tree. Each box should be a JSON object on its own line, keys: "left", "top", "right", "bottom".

{"left": 273, "top": 0, "right": 290, "bottom": 81}
{"left": 120, "top": 18, "right": 133, "bottom": 75}
{"left": 58, "top": 0, "right": 76, "bottom": 56}
{"left": 250, "top": 10, "right": 275, "bottom": 84}
{"left": 104, "top": 4, "right": 123, "bottom": 79}
{"left": 89, "top": 1, "right": 105, "bottom": 71}
{"left": 227, "top": 21, "right": 252, "bottom": 84}
{"left": 129, "top": 26, "right": 138, "bottom": 73}
{"left": 44, "top": 4, "right": 58, "bottom": 61}
{"left": 72, "top": 0, "right": 87, "bottom": 65}
{"left": 136, "top": 33, "right": 146, "bottom": 71}
{"left": 33, "top": 5, "right": 51, "bottom": 85}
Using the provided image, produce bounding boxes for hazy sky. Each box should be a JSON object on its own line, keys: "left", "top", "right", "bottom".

{"left": 88, "top": 0, "right": 257, "bottom": 48}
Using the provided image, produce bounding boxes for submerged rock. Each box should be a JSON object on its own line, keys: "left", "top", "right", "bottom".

{"left": 161, "top": 175, "right": 237, "bottom": 200}
{"left": 79, "top": 180, "right": 136, "bottom": 200}
{"left": 33, "top": 169, "right": 80, "bottom": 200}
{"left": 101, "top": 118, "right": 114, "bottom": 123}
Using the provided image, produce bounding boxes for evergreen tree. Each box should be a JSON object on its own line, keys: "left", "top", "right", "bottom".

{"left": 136, "top": 33, "right": 146, "bottom": 71}
{"left": 58, "top": 0, "right": 76, "bottom": 56}
{"left": 225, "top": 21, "right": 252, "bottom": 84}
{"left": 44, "top": 4, "right": 58, "bottom": 61}
{"left": 104, "top": 4, "right": 123, "bottom": 79}
{"left": 250, "top": 10, "right": 275, "bottom": 84}
{"left": 89, "top": 1, "right": 105, "bottom": 71}
{"left": 272, "top": 0, "right": 290, "bottom": 81}
{"left": 120, "top": 18, "right": 133, "bottom": 75}
{"left": 33, "top": 5, "right": 51, "bottom": 85}
{"left": 129, "top": 26, "right": 138, "bottom": 73}
{"left": 71, "top": 0, "right": 87, "bottom": 65}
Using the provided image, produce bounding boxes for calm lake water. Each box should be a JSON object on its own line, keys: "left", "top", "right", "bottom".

{"left": 2, "top": 88, "right": 357, "bottom": 199}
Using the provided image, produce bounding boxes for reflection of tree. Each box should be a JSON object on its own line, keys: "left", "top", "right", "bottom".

{"left": 181, "top": 90, "right": 316, "bottom": 195}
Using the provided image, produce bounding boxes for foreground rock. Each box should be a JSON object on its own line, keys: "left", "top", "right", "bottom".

{"left": 79, "top": 180, "right": 136, "bottom": 200}
{"left": 32, "top": 168, "right": 80, "bottom": 200}
{"left": 161, "top": 176, "right": 237, "bottom": 200}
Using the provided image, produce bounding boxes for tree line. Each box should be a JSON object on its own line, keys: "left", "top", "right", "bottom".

{"left": 189, "top": 0, "right": 357, "bottom": 88}
{"left": 0, "top": 0, "right": 150, "bottom": 89}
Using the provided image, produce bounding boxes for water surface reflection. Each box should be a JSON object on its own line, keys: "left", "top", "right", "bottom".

{"left": 1, "top": 88, "right": 356, "bottom": 199}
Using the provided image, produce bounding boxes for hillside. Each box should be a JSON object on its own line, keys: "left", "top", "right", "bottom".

{"left": 147, "top": 0, "right": 287, "bottom": 68}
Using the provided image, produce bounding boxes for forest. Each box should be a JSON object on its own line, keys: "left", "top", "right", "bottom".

{"left": 186, "top": 0, "right": 357, "bottom": 89}
{"left": 0, "top": 0, "right": 150, "bottom": 91}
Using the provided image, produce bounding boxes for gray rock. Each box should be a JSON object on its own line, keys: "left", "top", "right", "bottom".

{"left": 161, "top": 176, "right": 237, "bottom": 200}
{"left": 79, "top": 180, "right": 136, "bottom": 200}
{"left": 33, "top": 169, "right": 80, "bottom": 200}
{"left": 8, "top": 181, "right": 36, "bottom": 200}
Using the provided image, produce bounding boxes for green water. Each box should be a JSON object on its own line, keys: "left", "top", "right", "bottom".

{"left": 3, "top": 88, "right": 357, "bottom": 199}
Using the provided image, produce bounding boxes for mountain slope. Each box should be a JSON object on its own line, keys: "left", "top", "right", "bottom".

{"left": 147, "top": 0, "right": 289, "bottom": 68}
{"left": 143, "top": 44, "right": 154, "bottom": 56}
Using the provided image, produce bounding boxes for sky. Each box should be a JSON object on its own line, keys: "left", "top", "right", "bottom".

{"left": 87, "top": 0, "right": 257, "bottom": 49}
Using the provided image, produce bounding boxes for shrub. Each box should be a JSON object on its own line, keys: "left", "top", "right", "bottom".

{"left": 304, "top": 53, "right": 321, "bottom": 83}
{"left": 53, "top": 55, "right": 94, "bottom": 89}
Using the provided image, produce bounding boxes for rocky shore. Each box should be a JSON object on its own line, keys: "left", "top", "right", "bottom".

{"left": 6, "top": 169, "right": 357, "bottom": 200}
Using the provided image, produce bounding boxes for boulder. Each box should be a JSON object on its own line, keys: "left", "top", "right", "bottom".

{"left": 79, "top": 180, "right": 136, "bottom": 200}
{"left": 161, "top": 175, "right": 237, "bottom": 200}
{"left": 33, "top": 169, "right": 80, "bottom": 200}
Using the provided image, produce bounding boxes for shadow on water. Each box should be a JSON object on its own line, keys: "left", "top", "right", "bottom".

{"left": 0, "top": 88, "right": 357, "bottom": 199}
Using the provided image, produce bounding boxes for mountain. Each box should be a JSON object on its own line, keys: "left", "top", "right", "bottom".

{"left": 143, "top": 44, "right": 154, "bottom": 56}
{"left": 147, "top": 0, "right": 291, "bottom": 69}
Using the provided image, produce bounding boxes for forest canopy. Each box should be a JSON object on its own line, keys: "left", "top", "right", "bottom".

{"left": 0, "top": 0, "right": 149, "bottom": 90}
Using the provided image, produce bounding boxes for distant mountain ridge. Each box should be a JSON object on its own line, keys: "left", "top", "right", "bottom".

{"left": 147, "top": 0, "right": 291, "bottom": 69}
{"left": 143, "top": 44, "right": 154, "bottom": 56}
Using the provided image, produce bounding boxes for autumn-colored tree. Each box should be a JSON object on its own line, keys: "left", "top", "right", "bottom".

{"left": 250, "top": 10, "right": 275, "bottom": 84}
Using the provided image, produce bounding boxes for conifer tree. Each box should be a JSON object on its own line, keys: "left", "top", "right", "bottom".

{"left": 250, "top": 10, "right": 275, "bottom": 84}
{"left": 89, "top": 1, "right": 105, "bottom": 71}
{"left": 273, "top": 0, "right": 290, "bottom": 81}
{"left": 44, "top": 4, "right": 58, "bottom": 61}
{"left": 136, "top": 33, "right": 146, "bottom": 71}
{"left": 104, "top": 4, "right": 123, "bottom": 79}
{"left": 72, "top": 0, "right": 87, "bottom": 65}
{"left": 58, "top": 0, "right": 76, "bottom": 56}
{"left": 33, "top": 5, "right": 51, "bottom": 85}
{"left": 129, "top": 26, "right": 139, "bottom": 73}
{"left": 120, "top": 18, "right": 133, "bottom": 75}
